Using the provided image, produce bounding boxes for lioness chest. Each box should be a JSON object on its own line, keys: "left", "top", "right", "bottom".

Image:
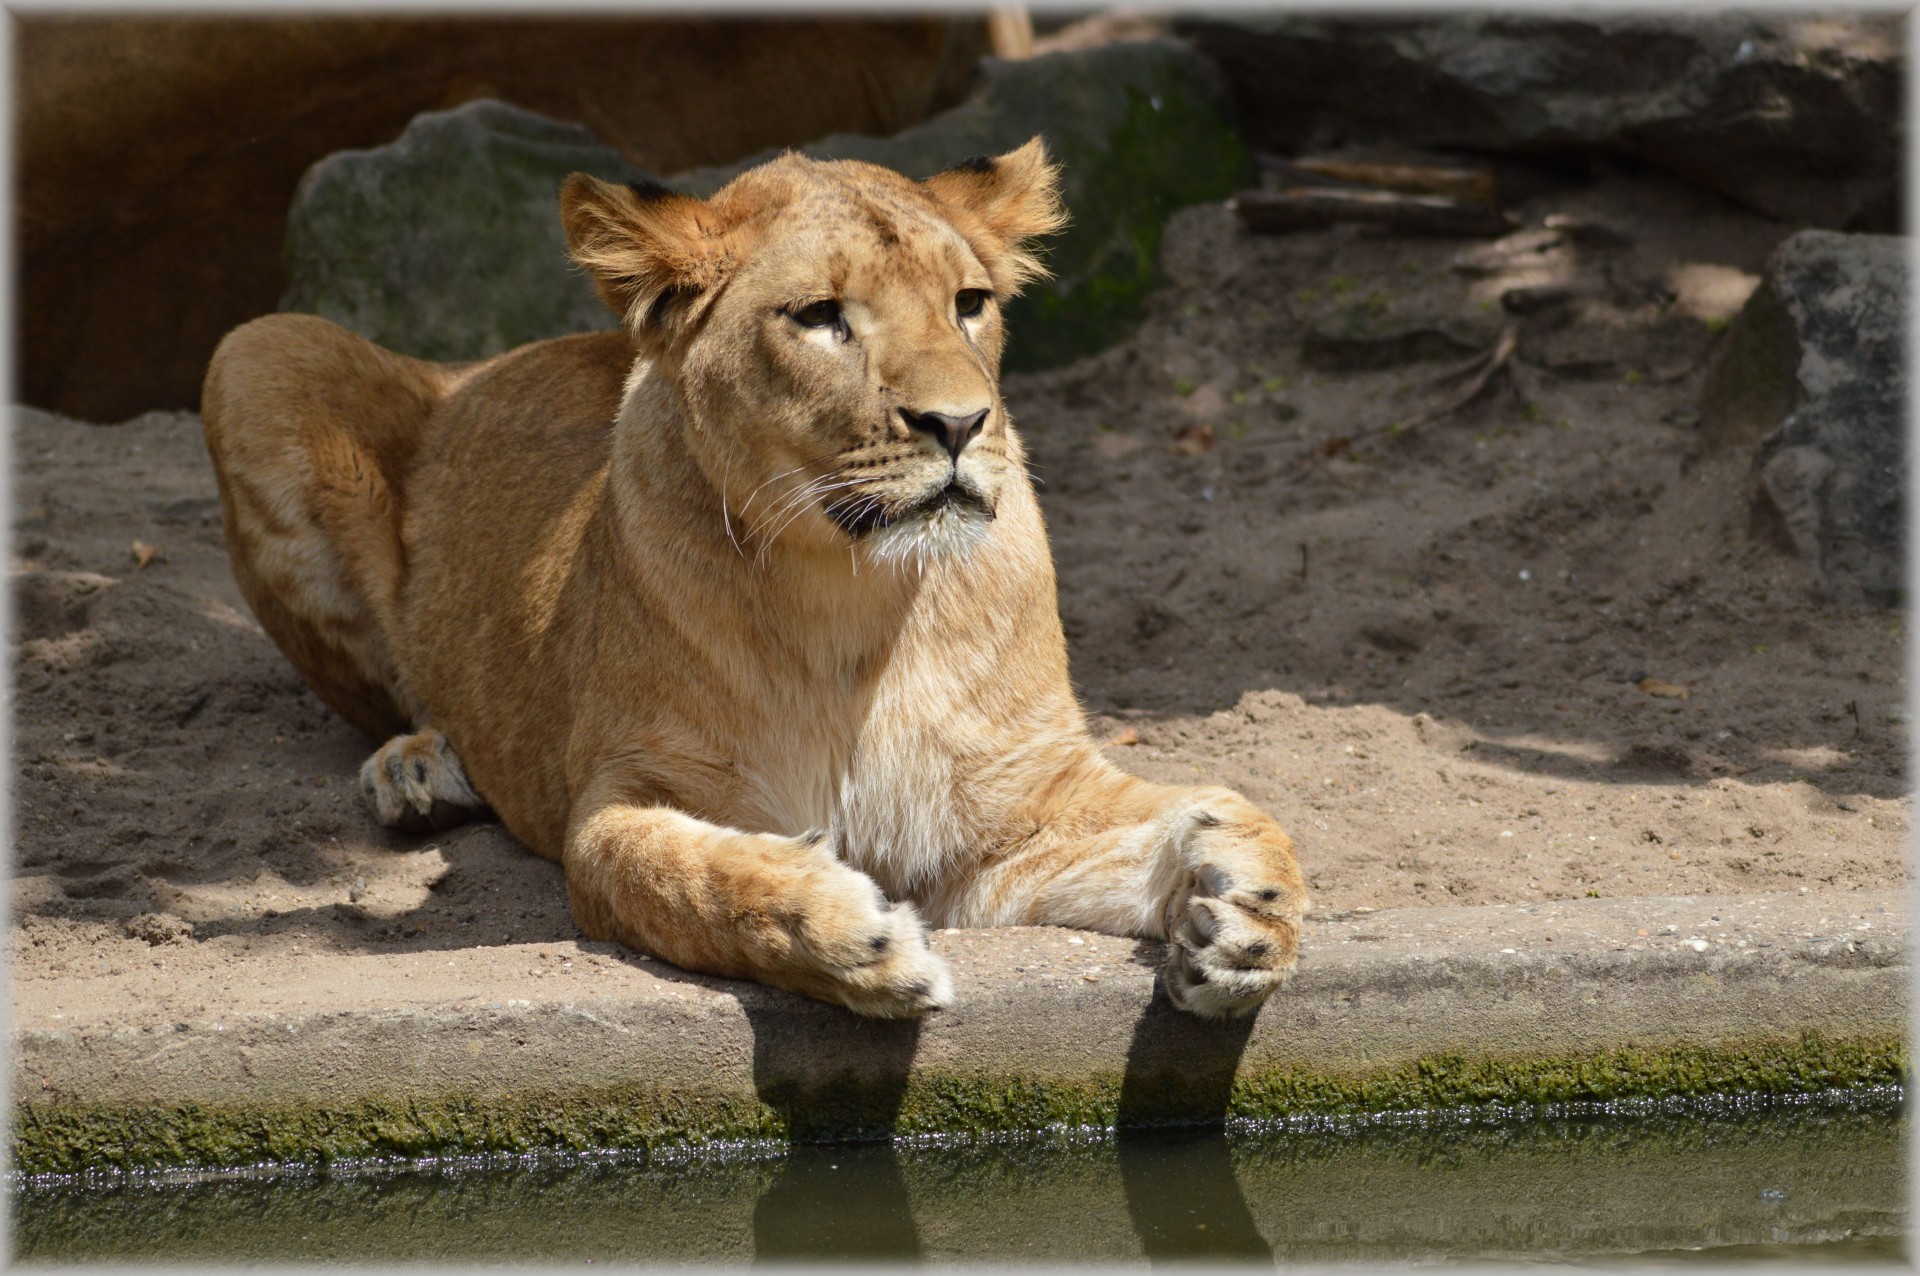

{"left": 573, "top": 565, "right": 1040, "bottom": 899}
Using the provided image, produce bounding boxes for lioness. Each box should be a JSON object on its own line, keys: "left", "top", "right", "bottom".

{"left": 202, "top": 138, "right": 1307, "bottom": 1019}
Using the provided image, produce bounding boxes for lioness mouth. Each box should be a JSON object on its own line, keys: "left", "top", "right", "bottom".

{"left": 826, "top": 480, "right": 992, "bottom": 540}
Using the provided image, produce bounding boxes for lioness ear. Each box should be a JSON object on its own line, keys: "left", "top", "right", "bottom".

{"left": 922, "top": 137, "right": 1068, "bottom": 296}
{"left": 560, "top": 174, "right": 732, "bottom": 336}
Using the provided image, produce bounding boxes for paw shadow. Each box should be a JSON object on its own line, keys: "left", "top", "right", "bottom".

{"left": 1116, "top": 969, "right": 1274, "bottom": 1261}
{"left": 741, "top": 992, "right": 925, "bottom": 1260}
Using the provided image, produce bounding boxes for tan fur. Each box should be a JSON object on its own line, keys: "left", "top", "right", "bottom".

{"left": 202, "top": 139, "right": 1308, "bottom": 1018}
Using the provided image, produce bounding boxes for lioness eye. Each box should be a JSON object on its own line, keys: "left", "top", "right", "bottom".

{"left": 955, "top": 289, "right": 990, "bottom": 319}
{"left": 791, "top": 299, "right": 843, "bottom": 329}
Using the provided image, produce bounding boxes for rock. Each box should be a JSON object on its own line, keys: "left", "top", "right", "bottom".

{"left": 284, "top": 40, "right": 1248, "bottom": 371}
{"left": 283, "top": 100, "right": 644, "bottom": 362}
{"left": 1180, "top": 13, "right": 1902, "bottom": 230}
{"left": 1700, "top": 231, "right": 1905, "bottom": 607}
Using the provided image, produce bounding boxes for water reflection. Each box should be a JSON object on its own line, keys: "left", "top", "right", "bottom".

{"left": 753, "top": 1143, "right": 922, "bottom": 1261}
{"left": 1118, "top": 1128, "right": 1273, "bottom": 1261}
{"left": 1116, "top": 981, "right": 1273, "bottom": 1262}
{"left": 744, "top": 989, "right": 927, "bottom": 1260}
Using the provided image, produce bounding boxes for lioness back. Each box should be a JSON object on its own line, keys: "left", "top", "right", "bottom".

{"left": 399, "top": 329, "right": 634, "bottom": 854}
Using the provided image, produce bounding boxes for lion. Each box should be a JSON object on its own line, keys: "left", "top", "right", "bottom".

{"left": 201, "top": 138, "right": 1308, "bottom": 1019}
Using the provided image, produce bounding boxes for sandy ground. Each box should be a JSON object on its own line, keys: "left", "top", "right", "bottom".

{"left": 9, "top": 160, "right": 1907, "bottom": 1010}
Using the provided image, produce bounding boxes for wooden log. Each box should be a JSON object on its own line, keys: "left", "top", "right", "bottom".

{"left": 1228, "top": 188, "right": 1519, "bottom": 238}
{"left": 1291, "top": 156, "right": 1497, "bottom": 206}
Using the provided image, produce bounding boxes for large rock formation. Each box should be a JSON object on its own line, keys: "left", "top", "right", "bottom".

{"left": 283, "top": 101, "right": 641, "bottom": 362}
{"left": 1700, "top": 231, "right": 1906, "bottom": 607}
{"left": 1179, "top": 13, "right": 1903, "bottom": 231}
{"left": 280, "top": 40, "right": 1250, "bottom": 373}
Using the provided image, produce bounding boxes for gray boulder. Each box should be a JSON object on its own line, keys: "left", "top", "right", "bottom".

{"left": 1700, "top": 231, "right": 1906, "bottom": 607}
{"left": 282, "top": 99, "right": 641, "bottom": 362}
{"left": 281, "top": 40, "right": 1248, "bottom": 371}
{"left": 1179, "top": 13, "right": 1902, "bottom": 230}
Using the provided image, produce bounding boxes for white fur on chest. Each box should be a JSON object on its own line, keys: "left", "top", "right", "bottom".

{"left": 735, "top": 612, "right": 999, "bottom": 900}
{"left": 741, "top": 674, "right": 982, "bottom": 900}
{"left": 831, "top": 700, "right": 979, "bottom": 898}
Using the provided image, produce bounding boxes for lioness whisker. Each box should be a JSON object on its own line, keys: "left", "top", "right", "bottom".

{"left": 753, "top": 478, "right": 843, "bottom": 567}
{"left": 753, "top": 474, "right": 871, "bottom": 555}
{"left": 758, "top": 470, "right": 864, "bottom": 525}
{"left": 738, "top": 460, "right": 821, "bottom": 522}
{"left": 747, "top": 475, "right": 837, "bottom": 555}
{"left": 720, "top": 445, "right": 747, "bottom": 560}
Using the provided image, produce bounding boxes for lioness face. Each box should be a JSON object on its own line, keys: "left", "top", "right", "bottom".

{"left": 562, "top": 141, "right": 1067, "bottom": 567}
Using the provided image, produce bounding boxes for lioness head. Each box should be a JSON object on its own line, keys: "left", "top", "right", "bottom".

{"left": 560, "top": 140, "right": 1066, "bottom": 568}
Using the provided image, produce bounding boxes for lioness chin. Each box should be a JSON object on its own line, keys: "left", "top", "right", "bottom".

{"left": 202, "top": 137, "right": 1307, "bottom": 1019}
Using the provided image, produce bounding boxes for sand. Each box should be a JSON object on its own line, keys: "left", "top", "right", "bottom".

{"left": 10, "top": 159, "right": 1906, "bottom": 1018}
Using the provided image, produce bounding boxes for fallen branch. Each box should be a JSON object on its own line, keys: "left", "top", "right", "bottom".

{"left": 1229, "top": 188, "right": 1519, "bottom": 238}
{"left": 1276, "top": 325, "right": 1519, "bottom": 481}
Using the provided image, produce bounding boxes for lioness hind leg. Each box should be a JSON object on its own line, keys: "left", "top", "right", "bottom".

{"left": 202, "top": 314, "right": 463, "bottom": 740}
{"left": 360, "top": 728, "right": 490, "bottom": 833}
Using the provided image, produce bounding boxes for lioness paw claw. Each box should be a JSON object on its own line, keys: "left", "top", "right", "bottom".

{"left": 785, "top": 862, "right": 953, "bottom": 1019}
{"left": 360, "top": 728, "right": 489, "bottom": 833}
{"left": 1159, "top": 803, "right": 1307, "bottom": 1020}
{"left": 809, "top": 895, "right": 954, "bottom": 1019}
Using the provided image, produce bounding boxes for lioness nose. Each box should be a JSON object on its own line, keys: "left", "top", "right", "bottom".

{"left": 900, "top": 408, "right": 988, "bottom": 461}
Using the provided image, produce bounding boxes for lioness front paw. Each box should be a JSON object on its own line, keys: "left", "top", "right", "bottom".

{"left": 789, "top": 861, "right": 954, "bottom": 1019}
{"left": 1159, "top": 797, "right": 1308, "bottom": 1019}
{"left": 359, "top": 727, "right": 489, "bottom": 833}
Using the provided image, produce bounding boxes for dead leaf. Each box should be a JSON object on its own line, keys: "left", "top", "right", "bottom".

{"left": 1172, "top": 423, "right": 1215, "bottom": 455}
{"left": 1636, "top": 677, "right": 1691, "bottom": 700}
{"left": 131, "top": 540, "right": 163, "bottom": 569}
{"left": 1104, "top": 726, "right": 1141, "bottom": 747}
{"left": 1541, "top": 213, "right": 1633, "bottom": 248}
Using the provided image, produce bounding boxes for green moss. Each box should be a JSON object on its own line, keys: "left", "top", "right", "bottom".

{"left": 15, "top": 1087, "right": 783, "bottom": 1178}
{"left": 1227, "top": 1035, "right": 1906, "bottom": 1117}
{"left": 1697, "top": 277, "right": 1801, "bottom": 450}
{"left": 15, "top": 1033, "right": 1903, "bottom": 1177}
{"left": 1003, "top": 79, "right": 1249, "bottom": 372}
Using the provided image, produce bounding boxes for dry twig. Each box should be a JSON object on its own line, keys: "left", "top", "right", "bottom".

{"left": 1385, "top": 325, "right": 1519, "bottom": 436}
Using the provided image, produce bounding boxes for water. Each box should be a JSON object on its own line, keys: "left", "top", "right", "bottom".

{"left": 10, "top": 1089, "right": 1905, "bottom": 1266}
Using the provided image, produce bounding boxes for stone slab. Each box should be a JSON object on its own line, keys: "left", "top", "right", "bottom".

{"left": 11, "top": 889, "right": 1905, "bottom": 1174}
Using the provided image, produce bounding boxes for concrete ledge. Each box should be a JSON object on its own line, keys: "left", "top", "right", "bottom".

{"left": 12, "top": 890, "right": 1907, "bottom": 1175}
